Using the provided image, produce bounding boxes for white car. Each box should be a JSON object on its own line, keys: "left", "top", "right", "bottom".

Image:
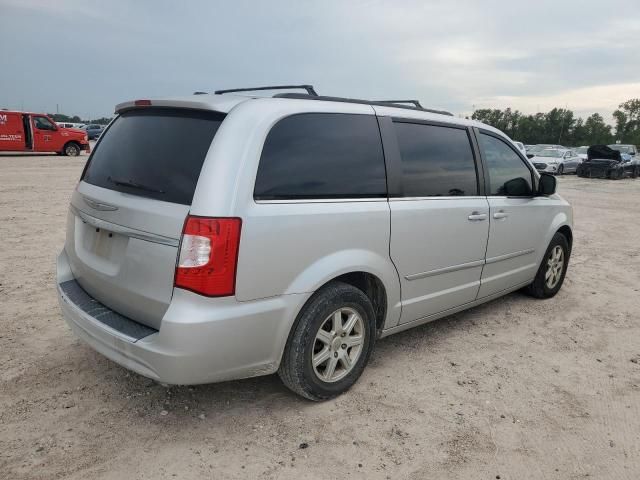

{"left": 56, "top": 122, "right": 84, "bottom": 129}
{"left": 530, "top": 148, "right": 582, "bottom": 175}
{"left": 513, "top": 141, "right": 527, "bottom": 157}
{"left": 575, "top": 146, "right": 588, "bottom": 161}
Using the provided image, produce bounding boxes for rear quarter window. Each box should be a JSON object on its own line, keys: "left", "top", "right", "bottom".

{"left": 82, "top": 108, "right": 225, "bottom": 205}
{"left": 254, "top": 113, "right": 387, "bottom": 200}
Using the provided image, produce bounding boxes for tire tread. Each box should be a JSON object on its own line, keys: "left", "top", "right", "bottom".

{"left": 278, "top": 282, "right": 375, "bottom": 401}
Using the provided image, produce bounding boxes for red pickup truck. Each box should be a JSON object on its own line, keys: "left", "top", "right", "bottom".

{"left": 0, "top": 110, "right": 91, "bottom": 156}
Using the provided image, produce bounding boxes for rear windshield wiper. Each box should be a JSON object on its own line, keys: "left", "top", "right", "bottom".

{"left": 108, "top": 176, "right": 165, "bottom": 194}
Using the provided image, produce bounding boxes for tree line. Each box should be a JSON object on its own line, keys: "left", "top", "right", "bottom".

{"left": 471, "top": 98, "right": 640, "bottom": 147}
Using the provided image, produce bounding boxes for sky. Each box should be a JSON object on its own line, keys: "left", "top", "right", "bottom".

{"left": 1, "top": 0, "right": 639, "bottom": 122}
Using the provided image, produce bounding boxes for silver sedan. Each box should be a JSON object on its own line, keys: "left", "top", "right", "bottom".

{"left": 530, "top": 149, "right": 583, "bottom": 175}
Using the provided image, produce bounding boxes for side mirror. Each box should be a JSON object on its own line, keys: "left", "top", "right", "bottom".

{"left": 503, "top": 177, "right": 532, "bottom": 196}
{"left": 538, "top": 173, "right": 556, "bottom": 196}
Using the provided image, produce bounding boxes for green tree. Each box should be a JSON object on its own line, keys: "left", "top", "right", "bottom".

{"left": 583, "top": 113, "right": 613, "bottom": 145}
{"left": 613, "top": 98, "right": 640, "bottom": 144}
{"left": 571, "top": 118, "right": 588, "bottom": 146}
{"left": 471, "top": 106, "right": 623, "bottom": 146}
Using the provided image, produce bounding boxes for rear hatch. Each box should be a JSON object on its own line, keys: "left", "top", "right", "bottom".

{"left": 65, "top": 107, "right": 225, "bottom": 329}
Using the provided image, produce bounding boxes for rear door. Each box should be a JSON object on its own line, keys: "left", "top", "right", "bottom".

{"left": 65, "top": 108, "right": 225, "bottom": 328}
{"left": 385, "top": 118, "right": 490, "bottom": 323}
{"left": 475, "top": 129, "right": 548, "bottom": 298}
{"left": 0, "top": 112, "right": 25, "bottom": 151}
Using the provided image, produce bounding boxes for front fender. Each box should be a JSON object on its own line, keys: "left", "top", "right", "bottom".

{"left": 538, "top": 209, "right": 572, "bottom": 265}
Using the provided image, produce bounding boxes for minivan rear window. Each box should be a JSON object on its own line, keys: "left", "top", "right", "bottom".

{"left": 82, "top": 108, "right": 225, "bottom": 205}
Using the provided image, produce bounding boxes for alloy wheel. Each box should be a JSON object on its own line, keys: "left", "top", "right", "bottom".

{"left": 545, "top": 245, "right": 564, "bottom": 289}
{"left": 66, "top": 144, "right": 79, "bottom": 156}
{"left": 312, "top": 307, "right": 364, "bottom": 383}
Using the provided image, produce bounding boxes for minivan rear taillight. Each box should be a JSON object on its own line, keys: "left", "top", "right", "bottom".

{"left": 174, "top": 216, "right": 242, "bottom": 297}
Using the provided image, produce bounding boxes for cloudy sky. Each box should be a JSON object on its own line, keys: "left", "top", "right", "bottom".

{"left": 1, "top": 0, "right": 639, "bottom": 121}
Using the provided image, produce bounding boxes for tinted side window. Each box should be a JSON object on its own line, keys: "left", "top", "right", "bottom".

{"left": 33, "top": 116, "right": 55, "bottom": 130}
{"left": 479, "top": 133, "right": 533, "bottom": 196}
{"left": 394, "top": 122, "right": 478, "bottom": 197}
{"left": 254, "top": 113, "right": 386, "bottom": 200}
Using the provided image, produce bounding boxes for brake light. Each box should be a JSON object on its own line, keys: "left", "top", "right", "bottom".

{"left": 174, "top": 216, "right": 242, "bottom": 297}
{"left": 134, "top": 99, "right": 152, "bottom": 106}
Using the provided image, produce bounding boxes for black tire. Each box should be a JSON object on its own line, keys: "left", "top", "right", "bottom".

{"left": 278, "top": 281, "right": 376, "bottom": 401}
{"left": 557, "top": 164, "right": 564, "bottom": 175}
{"left": 524, "top": 232, "right": 570, "bottom": 299}
{"left": 631, "top": 166, "right": 638, "bottom": 179}
{"left": 576, "top": 166, "right": 584, "bottom": 177}
{"left": 63, "top": 142, "right": 80, "bottom": 157}
{"left": 609, "top": 168, "right": 621, "bottom": 180}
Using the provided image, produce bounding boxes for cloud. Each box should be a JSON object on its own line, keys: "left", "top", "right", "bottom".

{"left": 0, "top": 0, "right": 638, "bottom": 121}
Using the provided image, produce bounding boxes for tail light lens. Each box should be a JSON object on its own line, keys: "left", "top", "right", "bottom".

{"left": 175, "top": 216, "right": 242, "bottom": 297}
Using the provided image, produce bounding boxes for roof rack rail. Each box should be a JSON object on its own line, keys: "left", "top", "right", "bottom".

{"left": 215, "top": 85, "right": 318, "bottom": 96}
{"left": 377, "top": 99, "right": 424, "bottom": 109}
{"left": 273, "top": 93, "right": 454, "bottom": 116}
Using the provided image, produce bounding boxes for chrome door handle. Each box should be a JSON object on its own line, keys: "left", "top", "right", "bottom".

{"left": 493, "top": 210, "right": 509, "bottom": 219}
{"left": 468, "top": 212, "right": 487, "bottom": 221}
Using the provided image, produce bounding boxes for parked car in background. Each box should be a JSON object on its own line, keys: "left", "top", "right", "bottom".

{"left": 530, "top": 148, "right": 582, "bottom": 174}
{"left": 575, "top": 146, "right": 589, "bottom": 161}
{"left": 82, "top": 124, "right": 105, "bottom": 140}
{"left": 0, "top": 110, "right": 90, "bottom": 156}
{"left": 56, "top": 122, "right": 84, "bottom": 129}
{"left": 525, "top": 144, "right": 565, "bottom": 158}
{"left": 56, "top": 86, "right": 573, "bottom": 400}
{"left": 577, "top": 145, "right": 639, "bottom": 179}
{"left": 608, "top": 144, "right": 638, "bottom": 159}
{"left": 513, "top": 141, "right": 527, "bottom": 156}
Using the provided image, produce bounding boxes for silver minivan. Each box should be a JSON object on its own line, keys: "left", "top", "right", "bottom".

{"left": 56, "top": 86, "right": 573, "bottom": 400}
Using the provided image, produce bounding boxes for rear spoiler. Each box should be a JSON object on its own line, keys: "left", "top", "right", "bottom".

{"left": 115, "top": 97, "right": 241, "bottom": 115}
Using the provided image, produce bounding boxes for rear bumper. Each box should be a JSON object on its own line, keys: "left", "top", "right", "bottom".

{"left": 56, "top": 249, "right": 309, "bottom": 385}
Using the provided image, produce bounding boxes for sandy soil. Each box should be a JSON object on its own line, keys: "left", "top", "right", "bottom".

{"left": 1, "top": 151, "right": 639, "bottom": 480}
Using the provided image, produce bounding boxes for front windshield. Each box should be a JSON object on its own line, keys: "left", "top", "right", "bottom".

{"left": 576, "top": 146, "right": 588, "bottom": 154}
{"left": 536, "top": 149, "right": 563, "bottom": 158}
{"left": 608, "top": 144, "right": 631, "bottom": 153}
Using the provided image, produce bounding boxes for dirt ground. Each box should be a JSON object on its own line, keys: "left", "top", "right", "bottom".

{"left": 1, "top": 150, "right": 639, "bottom": 480}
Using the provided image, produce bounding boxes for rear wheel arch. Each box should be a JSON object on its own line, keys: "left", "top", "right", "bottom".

{"left": 330, "top": 272, "right": 387, "bottom": 334}
{"left": 286, "top": 271, "right": 389, "bottom": 344}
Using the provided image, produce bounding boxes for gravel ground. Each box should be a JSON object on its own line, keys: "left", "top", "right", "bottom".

{"left": 1, "top": 151, "right": 639, "bottom": 480}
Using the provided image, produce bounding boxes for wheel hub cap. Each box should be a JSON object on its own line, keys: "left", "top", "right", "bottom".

{"left": 545, "top": 245, "right": 564, "bottom": 289}
{"left": 312, "top": 307, "right": 365, "bottom": 383}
